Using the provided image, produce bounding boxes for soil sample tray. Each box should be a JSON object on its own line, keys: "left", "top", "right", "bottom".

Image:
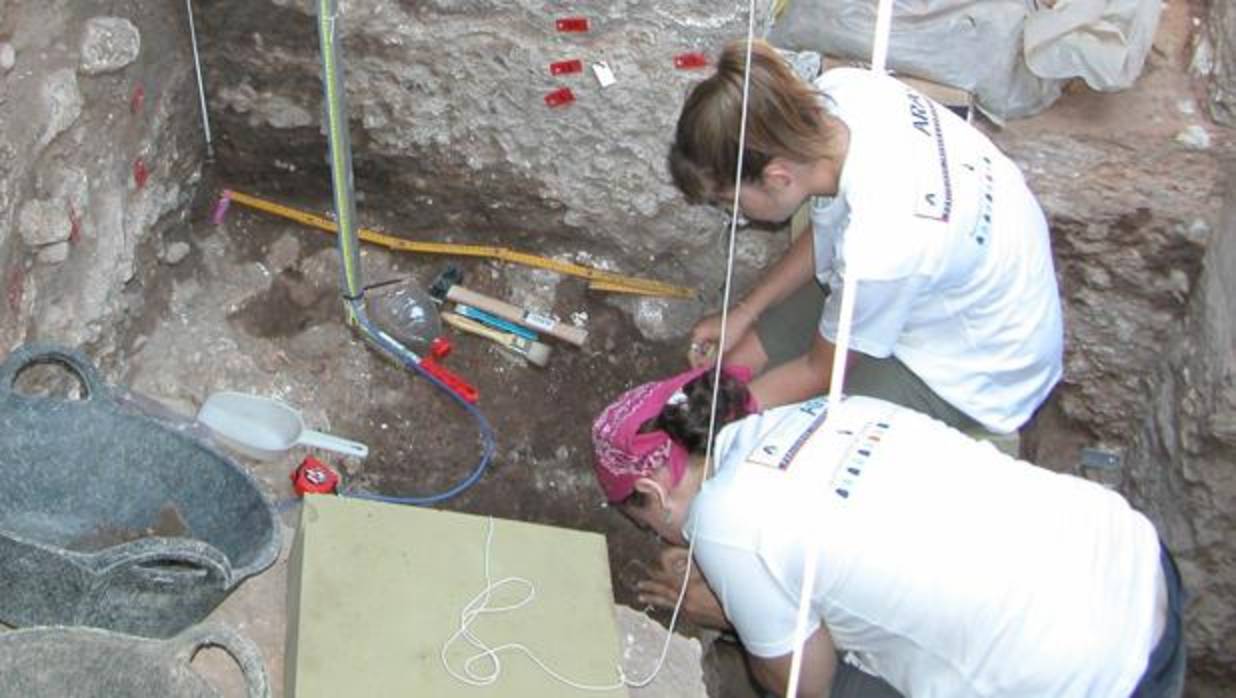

{"left": 286, "top": 496, "right": 628, "bottom": 697}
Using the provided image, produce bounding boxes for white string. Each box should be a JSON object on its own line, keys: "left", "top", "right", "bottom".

{"left": 784, "top": 0, "right": 894, "bottom": 693}
{"left": 622, "top": 0, "right": 761, "bottom": 689}
{"left": 441, "top": 517, "right": 627, "bottom": 691}
{"left": 442, "top": 2, "right": 762, "bottom": 691}
{"left": 446, "top": 0, "right": 859, "bottom": 691}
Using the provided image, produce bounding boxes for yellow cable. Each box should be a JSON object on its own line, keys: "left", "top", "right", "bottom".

{"left": 223, "top": 189, "right": 696, "bottom": 300}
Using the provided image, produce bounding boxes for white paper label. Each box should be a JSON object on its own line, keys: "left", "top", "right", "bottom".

{"left": 523, "top": 312, "right": 556, "bottom": 332}
{"left": 592, "top": 61, "right": 616, "bottom": 88}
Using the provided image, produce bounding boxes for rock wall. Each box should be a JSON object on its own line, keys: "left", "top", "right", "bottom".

{"left": 1200, "top": 0, "right": 1235, "bottom": 126}
{"left": 988, "top": 7, "right": 1235, "bottom": 690}
{"left": 1002, "top": 134, "right": 1220, "bottom": 447}
{"left": 0, "top": 1, "right": 202, "bottom": 355}
{"left": 196, "top": 0, "right": 774, "bottom": 302}
{"left": 1123, "top": 168, "right": 1235, "bottom": 696}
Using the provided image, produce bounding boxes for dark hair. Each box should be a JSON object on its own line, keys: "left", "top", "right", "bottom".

{"left": 624, "top": 370, "right": 752, "bottom": 509}
{"left": 668, "top": 38, "right": 833, "bottom": 204}
{"left": 647, "top": 370, "right": 752, "bottom": 454}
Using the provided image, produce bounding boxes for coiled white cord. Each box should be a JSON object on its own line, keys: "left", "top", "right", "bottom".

{"left": 441, "top": 517, "right": 627, "bottom": 691}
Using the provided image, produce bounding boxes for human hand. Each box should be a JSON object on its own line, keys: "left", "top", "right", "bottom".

{"left": 687, "top": 305, "right": 754, "bottom": 368}
{"left": 636, "top": 547, "right": 731, "bottom": 630}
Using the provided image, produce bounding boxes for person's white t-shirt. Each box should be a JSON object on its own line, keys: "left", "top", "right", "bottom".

{"left": 685, "top": 396, "right": 1161, "bottom": 698}
{"left": 807, "top": 68, "right": 1063, "bottom": 433}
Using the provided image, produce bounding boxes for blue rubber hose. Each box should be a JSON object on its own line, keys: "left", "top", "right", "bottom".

{"left": 316, "top": 0, "right": 494, "bottom": 505}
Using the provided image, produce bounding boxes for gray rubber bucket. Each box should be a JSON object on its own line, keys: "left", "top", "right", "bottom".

{"left": 0, "top": 344, "right": 281, "bottom": 638}
{"left": 0, "top": 624, "right": 270, "bottom": 697}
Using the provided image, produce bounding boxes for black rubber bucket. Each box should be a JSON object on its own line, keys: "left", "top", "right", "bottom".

{"left": 0, "top": 344, "right": 280, "bottom": 638}
{"left": 0, "top": 624, "right": 270, "bottom": 697}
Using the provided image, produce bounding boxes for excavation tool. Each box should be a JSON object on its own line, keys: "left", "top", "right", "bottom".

{"left": 197, "top": 391, "right": 370, "bottom": 462}
{"left": 430, "top": 267, "right": 588, "bottom": 347}
{"left": 454, "top": 303, "right": 539, "bottom": 342}
{"left": 442, "top": 311, "right": 553, "bottom": 368}
{"left": 217, "top": 189, "right": 696, "bottom": 299}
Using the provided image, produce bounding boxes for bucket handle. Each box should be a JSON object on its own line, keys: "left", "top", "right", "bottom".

{"left": 0, "top": 343, "right": 109, "bottom": 402}
{"left": 167, "top": 623, "right": 272, "bottom": 698}
{"left": 89, "top": 537, "right": 234, "bottom": 589}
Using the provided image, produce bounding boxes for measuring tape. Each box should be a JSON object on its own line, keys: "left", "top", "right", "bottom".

{"left": 222, "top": 189, "right": 696, "bottom": 300}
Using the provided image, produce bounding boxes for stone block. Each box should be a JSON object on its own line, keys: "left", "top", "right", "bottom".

{"left": 39, "top": 69, "right": 82, "bottom": 147}
{"left": 79, "top": 16, "right": 141, "bottom": 75}
{"left": 37, "top": 242, "right": 71, "bottom": 265}
{"left": 0, "top": 43, "right": 14, "bottom": 73}
{"left": 616, "top": 605, "right": 707, "bottom": 698}
{"left": 18, "top": 199, "right": 72, "bottom": 247}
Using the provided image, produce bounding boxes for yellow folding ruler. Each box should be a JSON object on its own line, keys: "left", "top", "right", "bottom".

{"left": 222, "top": 189, "right": 696, "bottom": 299}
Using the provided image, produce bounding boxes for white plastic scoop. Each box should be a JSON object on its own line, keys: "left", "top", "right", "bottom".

{"left": 196, "top": 391, "right": 369, "bottom": 461}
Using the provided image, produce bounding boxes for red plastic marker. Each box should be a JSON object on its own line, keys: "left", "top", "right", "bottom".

{"left": 550, "top": 59, "right": 583, "bottom": 76}
{"left": 674, "top": 52, "right": 710, "bottom": 70}
{"left": 130, "top": 83, "right": 145, "bottom": 115}
{"left": 291, "top": 456, "right": 340, "bottom": 496}
{"left": 544, "top": 87, "right": 575, "bottom": 108}
{"left": 6, "top": 266, "right": 24, "bottom": 313}
{"left": 68, "top": 205, "right": 81, "bottom": 245}
{"left": 133, "top": 158, "right": 149, "bottom": 189}
{"left": 555, "top": 17, "right": 589, "bottom": 32}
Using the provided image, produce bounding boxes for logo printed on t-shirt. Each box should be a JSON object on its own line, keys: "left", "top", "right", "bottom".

{"left": 970, "top": 156, "right": 995, "bottom": 245}
{"left": 830, "top": 419, "right": 892, "bottom": 500}
{"left": 743, "top": 400, "right": 830, "bottom": 471}
{"left": 906, "top": 90, "right": 953, "bottom": 223}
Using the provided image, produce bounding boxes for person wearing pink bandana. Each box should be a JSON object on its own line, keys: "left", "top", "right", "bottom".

{"left": 592, "top": 368, "right": 1184, "bottom": 698}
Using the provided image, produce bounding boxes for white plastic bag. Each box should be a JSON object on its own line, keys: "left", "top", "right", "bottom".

{"left": 1024, "top": 0, "right": 1162, "bottom": 91}
{"left": 768, "top": 0, "right": 1161, "bottom": 120}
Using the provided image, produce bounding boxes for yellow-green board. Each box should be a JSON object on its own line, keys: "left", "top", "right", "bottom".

{"left": 286, "top": 496, "right": 629, "bottom": 697}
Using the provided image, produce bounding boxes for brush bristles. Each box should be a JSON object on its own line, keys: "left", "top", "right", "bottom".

{"left": 523, "top": 340, "right": 552, "bottom": 368}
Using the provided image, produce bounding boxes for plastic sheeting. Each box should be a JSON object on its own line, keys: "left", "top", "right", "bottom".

{"left": 768, "top": 0, "right": 1162, "bottom": 120}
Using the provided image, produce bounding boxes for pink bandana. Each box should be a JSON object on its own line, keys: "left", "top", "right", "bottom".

{"left": 591, "top": 364, "right": 756, "bottom": 502}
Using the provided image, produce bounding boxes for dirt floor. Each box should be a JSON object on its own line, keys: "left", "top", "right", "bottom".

{"left": 124, "top": 176, "right": 688, "bottom": 596}
{"left": 99, "top": 174, "right": 752, "bottom": 696}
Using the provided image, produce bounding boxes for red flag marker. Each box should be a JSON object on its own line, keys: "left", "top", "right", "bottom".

{"left": 544, "top": 87, "right": 575, "bottom": 108}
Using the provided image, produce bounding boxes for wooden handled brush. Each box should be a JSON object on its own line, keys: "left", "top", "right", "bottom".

{"left": 441, "top": 312, "right": 553, "bottom": 368}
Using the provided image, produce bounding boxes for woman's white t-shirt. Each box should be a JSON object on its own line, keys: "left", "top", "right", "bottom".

{"left": 686, "top": 397, "right": 1161, "bottom": 698}
{"left": 808, "top": 68, "right": 1063, "bottom": 433}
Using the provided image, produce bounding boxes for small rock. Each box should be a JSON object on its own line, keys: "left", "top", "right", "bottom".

{"left": 37, "top": 242, "right": 71, "bottom": 265}
{"left": 0, "top": 42, "right": 15, "bottom": 73}
{"left": 163, "top": 241, "right": 191, "bottom": 265}
{"left": 1175, "top": 99, "right": 1196, "bottom": 116}
{"left": 555, "top": 445, "right": 570, "bottom": 461}
{"left": 1189, "top": 35, "right": 1214, "bottom": 76}
{"left": 1174, "top": 125, "right": 1211, "bottom": 150}
{"left": 266, "top": 234, "right": 301, "bottom": 272}
{"left": 79, "top": 17, "right": 141, "bottom": 75}
{"left": 18, "top": 199, "right": 72, "bottom": 246}
{"left": 1184, "top": 218, "right": 1211, "bottom": 245}
{"left": 40, "top": 69, "right": 83, "bottom": 147}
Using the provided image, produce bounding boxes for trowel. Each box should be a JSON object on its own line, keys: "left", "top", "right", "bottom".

{"left": 196, "top": 391, "right": 369, "bottom": 462}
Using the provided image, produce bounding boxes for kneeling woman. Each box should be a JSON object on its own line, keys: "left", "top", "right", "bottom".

{"left": 591, "top": 366, "right": 1184, "bottom": 698}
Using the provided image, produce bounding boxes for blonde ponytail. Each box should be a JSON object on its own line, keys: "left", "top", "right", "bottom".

{"left": 668, "top": 39, "right": 832, "bottom": 204}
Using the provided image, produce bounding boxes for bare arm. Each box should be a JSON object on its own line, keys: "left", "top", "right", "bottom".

{"left": 748, "top": 331, "right": 857, "bottom": 409}
{"left": 748, "top": 626, "right": 837, "bottom": 698}
{"left": 689, "top": 228, "right": 818, "bottom": 364}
